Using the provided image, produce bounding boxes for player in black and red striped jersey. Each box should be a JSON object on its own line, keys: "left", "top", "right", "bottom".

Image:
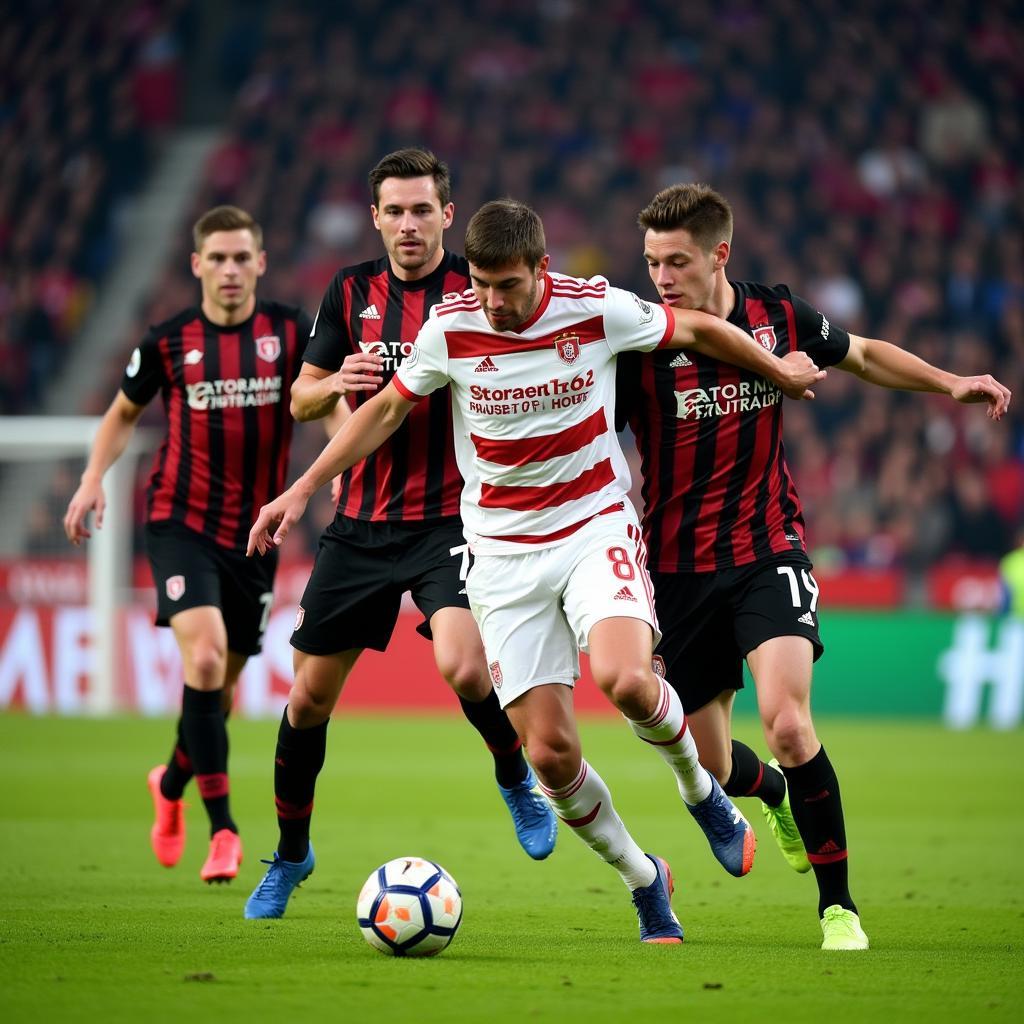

{"left": 243, "top": 151, "right": 557, "bottom": 920}
{"left": 64, "top": 206, "right": 311, "bottom": 885}
{"left": 619, "top": 183, "right": 1011, "bottom": 950}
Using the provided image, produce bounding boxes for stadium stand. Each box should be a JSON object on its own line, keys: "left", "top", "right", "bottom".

{"left": 6, "top": 0, "right": 1022, "bottom": 583}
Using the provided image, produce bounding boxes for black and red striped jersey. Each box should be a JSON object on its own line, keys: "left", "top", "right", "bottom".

{"left": 120, "top": 300, "right": 310, "bottom": 551}
{"left": 618, "top": 281, "right": 850, "bottom": 573}
{"left": 304, "top": 250, "right": 467, "bottom": 522}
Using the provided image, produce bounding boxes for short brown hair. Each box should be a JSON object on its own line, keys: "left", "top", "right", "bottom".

{"left": 368, "top": 147, "right": 452, "bottom": 207}
{"left": 637, "top": 184, "right": 733, "bottom": 251}
{"left": 192, "top": 205, "right": 263, "bottom": 252}
{"left": 464, "top": 199, "right": 546, "bottom": 270}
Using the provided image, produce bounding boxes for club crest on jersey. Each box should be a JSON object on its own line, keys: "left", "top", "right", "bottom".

{"left": 255, "top": 334, "right": 281, "bottom": 361}
{"left": 165, "top": 575, "right": 185, "bottom": 601}
{"left": 554, "top": 332, "right": 580, "bottom": 365}
{"left": 489, "top": 661, "right": 503, "bottom": 688}
{"left": 752, "top": 325, "right": 776, "bottom": 352}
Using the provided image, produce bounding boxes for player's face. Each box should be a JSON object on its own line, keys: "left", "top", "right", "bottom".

{"left": 191, "top": 229, "right": 266, "bottom": 320}
{"left": 469, "top": 256, "right": 550, "bottom": 332}
{"left": 643, "top": 228, "right": 725, "bottom": 311}
{"left": 372, "top": 176, "right": 454, "bottom": 279}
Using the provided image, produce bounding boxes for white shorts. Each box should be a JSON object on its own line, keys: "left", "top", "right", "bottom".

{"left": 465, "top": 509, "right": 660, "bottom": 709}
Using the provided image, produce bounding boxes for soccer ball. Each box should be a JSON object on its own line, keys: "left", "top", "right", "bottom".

{"left": 356, "top": 856, "right": 463, "bottom": 957}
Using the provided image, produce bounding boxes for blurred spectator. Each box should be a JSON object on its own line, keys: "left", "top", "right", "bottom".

{"left": 920, "top": 81, "right": 989, "bottom": 167}
{"left": 947, "top": 469, "right": 1011, "bottom": 559}
{"left": 980, "top": 431, "right": 1024, "bottom": 531}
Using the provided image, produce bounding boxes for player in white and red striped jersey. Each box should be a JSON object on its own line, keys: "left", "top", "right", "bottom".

{"left": 395, "top": 271, "right": 667, "bottom": 551}
{"left": 247, "top": 199, "right": 824, "bottom": 943}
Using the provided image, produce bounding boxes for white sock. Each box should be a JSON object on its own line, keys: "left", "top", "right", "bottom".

{"left": 539, "top": 760, "right": 655, "bottom": 890}
{"left": 628, "top": 676, "right": 713, "bottom": 805}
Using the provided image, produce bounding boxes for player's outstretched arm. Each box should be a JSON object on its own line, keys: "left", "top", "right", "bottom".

{"left": 248, "top": 381, "right": 415, "bottom": 556}
{"left": 63, "top": 391, "right": 146, "bottom": 545}
{"left": 290, "top": 354, "right": 385, "bottom": 422}
{"left": 668, "top": 308, "right": 826, "bottom": 399}
{"left": 839, "top": 335, "right": 1012, "bottom": 420}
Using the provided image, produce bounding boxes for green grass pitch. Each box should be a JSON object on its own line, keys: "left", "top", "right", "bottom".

{"left": 0, "top": 713, "right": 1020, "bottom": 1023}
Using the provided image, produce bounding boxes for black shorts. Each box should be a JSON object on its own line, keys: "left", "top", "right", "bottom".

{"left": 144, "top": 520, "right": 278, "bottom": 656}
{"left": 652, "top": 553, "right": 824, "bottom": 713}
{"left": 291, "top": 515, "right": 470, "bottom": 656}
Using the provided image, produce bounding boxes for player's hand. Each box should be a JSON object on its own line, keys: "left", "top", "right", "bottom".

{"left": 247, "top": 486, "right": 310, "bottom": 556}
{"left": 330, "top": 473, "right": 342, "bottom": 505}
{"left": 950, "top": 375, "right": 1012, "bottom": 420}
{"left": 334, "top": 352, "right": 384, "bottom": 396}
{"left": 63, "top": 477, "right": 105, "bottom": 545}
{"left": 776, "top": 350, "right": 826, "bottom": 400}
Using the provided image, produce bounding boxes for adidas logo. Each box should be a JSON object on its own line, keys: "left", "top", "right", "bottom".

{"left": 474, "top": 355, "right": 499, "bottom": 373}
{"left": 797, "top": 611, "right": 815, "bottom": 626}
{"left": 669, "top": 352, "right": 692, "bottom": 368}
{"left": 183, "top": 349, "right": 203, "bottom": 365}
{"left": 359, "top": 304, "right": 381, "bottom": 320}
{"left": 613, "top": 586, "right": 637, "bottom": 602}
{"left": 817, "top": 839, "right": 841, "bottom": 854}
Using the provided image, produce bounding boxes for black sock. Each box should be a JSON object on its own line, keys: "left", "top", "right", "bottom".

{"left": 781, "top": 746, "right": 856, "bottom": 917}
{"left": 275, "top": 708, "right": 328, "bottom": 863}
{"left": 458, "top": 691, "right": 528, "bottom": 788}
{"left": 724, "top": 740, "right": 786, "bottom": 807}
{"left": 160, "top": 716, "right": 193, "bottom": 800}
{"left": 179, "top": 685, "right": 236, "bottom": 837}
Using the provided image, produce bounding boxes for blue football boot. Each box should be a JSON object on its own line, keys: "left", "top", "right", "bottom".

{"left": 498, "top": 767, "right": 557, "bottom": 860}
{"left": 631, "top": 854, "right": 684, "bottom": 943}
{"left": 244, "top": 844, "right": 315, "bottom": 919}
{"left": 686, "top": 776, "right": 756, "bottom": 877}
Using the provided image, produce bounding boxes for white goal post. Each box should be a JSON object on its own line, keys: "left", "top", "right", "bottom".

{"left": 0, "top": 416, "right": 157, "bottom": 713}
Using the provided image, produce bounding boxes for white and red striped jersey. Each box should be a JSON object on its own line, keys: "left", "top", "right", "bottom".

{"left": 393, "top": 272, "right": 673, "bottom": 553}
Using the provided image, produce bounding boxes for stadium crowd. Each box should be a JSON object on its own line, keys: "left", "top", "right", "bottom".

{"left": 11, "top": 0, "right": 1024, "bottom": 574}
{"left": 0, "top": 0, "right": 196, "bottom": 414}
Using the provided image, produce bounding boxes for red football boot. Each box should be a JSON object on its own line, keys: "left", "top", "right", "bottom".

{"left": 201, "top": 828, "right": 243, "bottom": 883}
{"left": 147, "top": 765, "right": 186, "bottom": 868}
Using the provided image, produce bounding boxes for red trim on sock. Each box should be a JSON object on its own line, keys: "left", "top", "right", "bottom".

{"left": 640, "top": 720, "right": 688, "bottom": 747}
{"left": 275, "top": 797, "right": 314, "bottom": 820}
{"left": 634, "top": 680, "right": 671, "bottom": 730}
{"left": 808, "top": 848, "right": 848, "bottom": 865}
{"left": 744, "top": 761, "right": 765, "bottom": 796}
{"left": 196, "top": 772, "right": 229, "bottom": 799}
{"left": 560, "top": 801, "right": 602, "bottom": 828}
{"left": 541, "top": 762, "right": 588, "bottom": 800}
{"left": 173, "top": 746, "right": 192, "bottom": 771}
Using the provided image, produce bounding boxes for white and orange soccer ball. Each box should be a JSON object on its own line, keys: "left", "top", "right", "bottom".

{"left": 356, "top": 856, "right": 463, "bottom": 957}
